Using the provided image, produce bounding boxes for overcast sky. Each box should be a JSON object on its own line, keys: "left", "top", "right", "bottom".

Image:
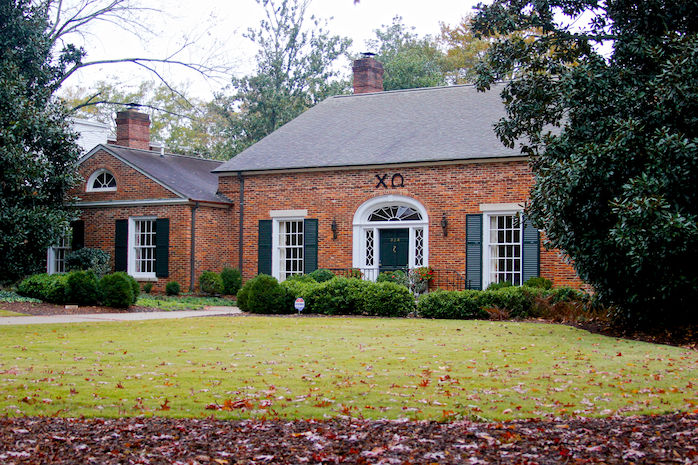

{"left": 62, "top": 0, "right": 485, "bottom": 100}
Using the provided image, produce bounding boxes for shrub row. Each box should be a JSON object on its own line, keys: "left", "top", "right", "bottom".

{"left": 195, "top": 268, "right": 242, "bottom": 296}
{"left": 238, "top": 275, "right": 415, "bottom": 317}
{"left": 417, "top": 285, "right": 589, "bottom": 320}
{"left": 18, "top": 271, "right": 139, "bottom": 308}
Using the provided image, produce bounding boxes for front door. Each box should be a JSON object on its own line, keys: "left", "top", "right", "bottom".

{"left": 379, "top": 229, "right": 409, "bottom": 272}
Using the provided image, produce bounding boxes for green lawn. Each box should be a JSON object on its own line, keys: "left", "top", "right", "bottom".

{"left": 135, "top": 295, "right": 236, "bottom": 311}
{"left": 1, "top": 317, "right": 696, "bottom": 420}
{"left": 0, "top": 309, "right": 29, "bottom": 317}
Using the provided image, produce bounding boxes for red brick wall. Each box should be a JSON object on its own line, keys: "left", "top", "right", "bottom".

{"left": 73, "top": 149, "right": 178, "bottom": 202}
{"left": 218, "top": 160, "right": 585, "bottom": 289}
{"left": 193, "top": 205, "right": 235, "bottom": 284}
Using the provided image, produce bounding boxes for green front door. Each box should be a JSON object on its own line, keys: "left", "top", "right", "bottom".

{"left": 379, "top": 229, "right": 409, "bottom": 272}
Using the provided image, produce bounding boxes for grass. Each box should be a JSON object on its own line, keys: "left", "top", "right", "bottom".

{"left": 136, "top": 295, "right": 236, "bottom": 311}
{"left": 0, "top": 317, "right": 696, "bottom": 421}
{"left": 0, "top": 309, "right": 29, "bottom": 317}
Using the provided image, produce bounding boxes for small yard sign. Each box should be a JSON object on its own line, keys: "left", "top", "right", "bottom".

{"left": 294, "top": 298, "right": 305, "bottom": 313}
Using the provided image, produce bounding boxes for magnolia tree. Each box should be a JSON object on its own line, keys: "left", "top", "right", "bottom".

{"left": 472, "top": 0, "right": 698, "bottom": 327}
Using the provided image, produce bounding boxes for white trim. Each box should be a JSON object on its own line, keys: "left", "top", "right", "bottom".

{"left": 352, "top": 195, "right": 429, "bottom": 278}
{"left": 269, "top": 209, "right": 308, "bottom": 218}
{"left": 271, "top": 217, "right": 305, "bottom": 281}
{"left": 215, "top": 156, "right": 530, "bottom": 176}
{"left": 86, "top": 168, "right": 117, "bottom": 192}
{"left": 74, "top": 199, "right": 190, "bottom": 207}
{"left": 128, "top": 216, "right": 157, "bottom": 280}
{"left": 482, "top": 210, "right": 523, "bottom": 288}
{"left": 479, "top": 202, "right": 524, "bottom": 212}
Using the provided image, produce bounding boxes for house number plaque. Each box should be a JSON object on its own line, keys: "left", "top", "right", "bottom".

{"left": 375, "top": 173, "right": 405, "bottom": 189}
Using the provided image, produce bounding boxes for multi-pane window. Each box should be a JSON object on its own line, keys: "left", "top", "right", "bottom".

{"left": 415, "top": 228, "right": 424, "bottom": 267}
{"left": 278, "top": 220, "right": 303, "bottom": 280}
{"left": 488, "top": 214, "right": 522, "bottom": 285}
{"left": 48, "top": 235, "right": 70, "bottom": 274}
{"left": 88, "top": 170, "right": 116, "bottom": 191}
{"left": 365, "top": 229, "right": 374, "bottom": 266}
{"left": 368, "top": 205, "right": 422, "bottom": 222}
{"left": 134, "top": 219, "right": 156, "bottom": 275}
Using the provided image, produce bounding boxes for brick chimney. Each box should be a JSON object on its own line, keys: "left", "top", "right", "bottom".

{"left": 353, "top": 54, "right": 384, "bottom": 94}
{"left": 115, "top": 109, "right": 151, "bottom": 150}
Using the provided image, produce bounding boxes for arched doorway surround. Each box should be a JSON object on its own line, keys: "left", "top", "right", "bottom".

{"left": 352, "top": 195, "right": 429, "bottom": 280}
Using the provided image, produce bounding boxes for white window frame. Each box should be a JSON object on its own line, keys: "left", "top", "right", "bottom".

{"left": 352, "top": 195, "right": 429, "bottom": 281}
{"left": 482, "top": 209, "right": 523, "bottom": 288}
{"left": 86, "top": 168, "right": 117, "bottom": 192}
{"left": 271, "top": 216, "right": 305, "bottom": 281}
{"left": 128, "top": 217, "right": 157, "bottom": 280}
{"left": 47, "top": 235, "right": 71, "bottom": 274}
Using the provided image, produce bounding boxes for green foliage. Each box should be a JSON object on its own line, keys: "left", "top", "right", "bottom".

{"left": 418, "top": 290, "right": 487, "bottom": 319}
{"left": 136, "top": 295, "right": 234, "bottom": 311}
{"left": 368, "top": 16, "right": 447, "bottom": 91}
{"left": 280, "top": 278, "right": 320, "bottom": 303}
{"left": 220, "top": 267, "right": 242, "bottom": 296}
{"left": 238, "top": 274, "right": 292, "bottom": 314}
{"left": 199, "top": 271, "right": 223, "bottom": 296}
{"left": 308, "top": 269, "right": 335, "bottom": 283}
{"left": 98, "top": 273, "right": 133, "bottom": 309}
{"left": 17, "top": 273, "right": 69, "bottom": 304}
{"left": 65, "top": 248, "right": 111, "bottom": 277}
{"left": 524, "top": 277, "right": 553, "bottom": 290}
{"left": 111, "top": 272, "right": 139, "bottom": 304}
{"left": 376, "top": 270, "right": 408, "bottom": 287}
{"left": 303, "top": 277, "right": 368, "bottom": 315}
{"left": 473, "top": 0, "right": 698, "bottom": 327}
{"left": 142, "top": 282, "right": 154, "bottom": 294}
{"left": 358, "top": 281, "right": 416, "bottom": 317}
{"left": 0, "top": 290, "right": 41, "bottom": 303}
{"left": 486, "top": 281, "right": 512, "bottom": 291}
{"left": 213, "top": 0, "right": 352, "bottom": 155}
{"left": 0, "top": 1, "right": 83, "bottom": 282}
{"left": 285, "top": 274, "right": 317, "bottom": 283}
{"left": 65, "top": 270, "right": 99, "bottom": 306}
{"left": 165, "top": 281, "right": 181, "bottom": 296}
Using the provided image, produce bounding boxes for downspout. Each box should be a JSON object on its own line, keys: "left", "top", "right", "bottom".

{"left": 237, "top": 172, "right": 244, "bottom": 272}
{"left": 189, "top": 201, "right": 199, "bottom": 292}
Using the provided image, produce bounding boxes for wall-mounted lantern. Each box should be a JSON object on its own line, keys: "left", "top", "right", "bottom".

{"left": 440, "top": 213, "right": 448, "bottom": 237}
{"left": 331, "top": 219, "right": 338, "bottom": 240}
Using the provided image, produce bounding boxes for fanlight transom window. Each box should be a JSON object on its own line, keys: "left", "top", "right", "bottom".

{"left": 87, "top": 169, "right": 116, "bottom": 191}
{"left": 368, "top": 205, "right": 422, "bottom": 222}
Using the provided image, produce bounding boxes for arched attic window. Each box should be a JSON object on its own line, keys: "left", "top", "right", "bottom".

{"left": 368, "top": 205, "right": 422, "bottom": 222}
{"left": 86, "top": 169, "right": 117, "bottom": 192}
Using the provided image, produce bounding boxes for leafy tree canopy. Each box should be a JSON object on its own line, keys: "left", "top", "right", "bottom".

{"left": 0, "top": 0, "right": 82, "bottom": 282}
{"left": 473, "top": 0, "right": 698, "bottom": 326}
{"left": 215, "top": 0, "right": 352, "bottom": 156}
{"left": 367, "top": 16, "right": 446, "bottom": 90}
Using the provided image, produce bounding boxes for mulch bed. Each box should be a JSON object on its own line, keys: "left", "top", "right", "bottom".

{"left": 0, "top": 301, "right": 161, "bottom": 316}
{"left": 1, "top": 413, "right": 697, "bottom": 464}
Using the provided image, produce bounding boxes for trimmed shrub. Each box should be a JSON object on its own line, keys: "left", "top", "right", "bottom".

{"left": 476, "top": 286, "right": 534, "bottom": 318}
{"left": 549, "top": 286, "right": 588, "bottom": 304}
{"left": 165, "top": 281, "right": 181, "bottom": 296}
{"left": 65, "top": 248, "right": 111, "bottom": 277}
{"left": 221, "top": 267, "right": 243, "bottom": 296}
{"left": 285, "top": 274, "right": 316, "bottom": 283}
{"left": 359, "top": 281, "right": 415, "bottom": 317}
{"left": 99, "top": 273, "right": 134, "bottom": 308}
{"left": 239, "top": 274, "right": 292, "bottom": 314}
{"left": 112, "top": 272, "right": 139, "bottom": 304}
{"left": 17, "top": 273, "right": 68, "bottom": 304}
{"left": 524, "top": 276, "right": 553, "bottom": 289}
{"left": 308, "top": 269, "right": 335, "bottom": 283}
{"left": 486, "top": 280, "right": 513, "bottom": 290}
{"left": 142, "top": 282, "right": 154, "bottom": 294}
{"left": 199, "top": 271, "right": 223, "bottom": 296}
{"left": 418, "top": 290, "right": 486, "bottom": 319}
{"left": 65, "top": 270, "right": 99, "bottom": 305}
{"left": 281, "top": 278, "right": 320, "bottom": 304}
{"left": 376, "top": 270, "right": 409, "bottom": 288}
{"left": 305, "top": 277, "right": 370, "bottom": 315}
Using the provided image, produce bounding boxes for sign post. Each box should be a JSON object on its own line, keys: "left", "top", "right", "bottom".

{"left": 294, "top": 297, "right": 305, "bottom": 314}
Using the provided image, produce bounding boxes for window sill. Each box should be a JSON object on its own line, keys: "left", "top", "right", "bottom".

{"left": 131, "top": 275, "right": 158, "bottom": 282}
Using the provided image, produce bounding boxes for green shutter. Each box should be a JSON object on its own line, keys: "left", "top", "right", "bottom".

{"left": 258, "top": 220, "right": 272, "bottom": 275}
{"left": 70, "top": 220, "right": 84, "bottom": 250}
{"left": 155, "top": 218, "right": 170, "bottom": 278}
{"left": 114, "top": 220, "right": 128, "bottom": 272}
{"left": 466, "top": 214, "right": 483, "bottom": 290}
{"left": 304, "top": 218, "right": 318, "bottom": 274}
{"left": 522, "top": 215, "right": 540, "bottom": 283}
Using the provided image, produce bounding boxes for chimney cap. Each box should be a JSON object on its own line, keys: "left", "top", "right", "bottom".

{"left": 361, "top": 52, "right": 377, "bottom": 58}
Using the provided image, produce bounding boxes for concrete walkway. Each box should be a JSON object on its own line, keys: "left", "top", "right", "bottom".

{"left": 0, "top": 307, "right": 241, "bottom": 326}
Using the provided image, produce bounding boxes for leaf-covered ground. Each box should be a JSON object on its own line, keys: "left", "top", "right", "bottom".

{"left": 2, "top": 317, "right": 697, "bottom": 420}
{"left": 1, "top": 413, "right": 697, "bottom": 464}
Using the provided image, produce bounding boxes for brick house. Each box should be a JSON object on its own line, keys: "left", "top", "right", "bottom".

{"left": 63, "top": 110, "right": 234, "bottom": 292}
{"left": 213, "top": 57, "right": 583, "bottom": 289}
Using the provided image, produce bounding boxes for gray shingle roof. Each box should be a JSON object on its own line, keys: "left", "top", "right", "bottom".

{"left": 214, "top": 84, "right": 518, "bottom": 173}
{"left": 88, "top": 145, "right": 230, "bottom": 204}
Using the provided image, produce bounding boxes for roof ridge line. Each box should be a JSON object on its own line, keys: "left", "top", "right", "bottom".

{"left": 107, "top": 144, "right": 222, "bottom": 163}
